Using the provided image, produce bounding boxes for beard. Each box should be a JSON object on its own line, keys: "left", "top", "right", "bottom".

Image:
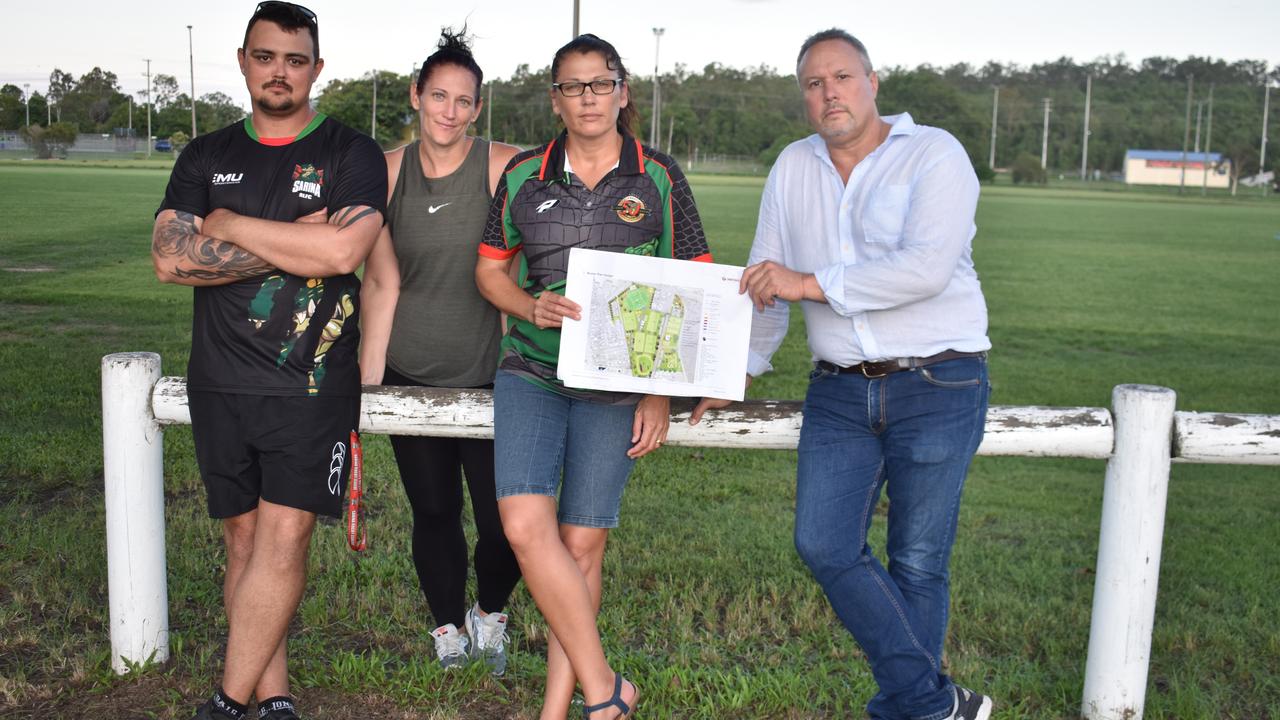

{"left": 255, "top": 82, "right": 299, "bottom": 115}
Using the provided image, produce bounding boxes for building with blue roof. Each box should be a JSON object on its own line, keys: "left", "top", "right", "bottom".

{"left": 1124, "top": 149, "right": 1230, "bottom": 188}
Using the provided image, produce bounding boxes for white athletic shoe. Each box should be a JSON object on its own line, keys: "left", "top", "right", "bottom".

{"left": 431, "top": 623, "right": 470, "bottom": 670}
{"left": 465, "top": 604, "right": 510, "bottom": 677}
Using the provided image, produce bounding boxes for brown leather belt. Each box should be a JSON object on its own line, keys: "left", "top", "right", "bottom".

{"left": 817, "top": 350, "right": 986, "bottom": 379}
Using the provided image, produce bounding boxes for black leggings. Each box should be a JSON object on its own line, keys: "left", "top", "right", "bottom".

{"left": 383, "top": 366, "right": 522, "bottom": 628}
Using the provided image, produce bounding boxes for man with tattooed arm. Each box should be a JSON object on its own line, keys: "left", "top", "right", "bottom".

{"left": 151, "top": 4, "right": 385, "bottom": 719}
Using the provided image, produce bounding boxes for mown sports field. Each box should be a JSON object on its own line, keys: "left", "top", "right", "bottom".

{"left": 0, "top": 162, "right": 1277, "bottom": 719}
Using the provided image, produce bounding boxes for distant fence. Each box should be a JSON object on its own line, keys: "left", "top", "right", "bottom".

{"left": 0, "top": 132, "right": 166, "bottom": 160}
{"left": 101, "top": 352, "right": 1280, "bottom": 720}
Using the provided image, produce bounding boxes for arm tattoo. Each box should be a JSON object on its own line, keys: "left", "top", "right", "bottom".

{"left": 154, "top": 211, "right": 275, "bottom": 280}
{"left": 331, "top": 206, "right": 379, "bottom": 230}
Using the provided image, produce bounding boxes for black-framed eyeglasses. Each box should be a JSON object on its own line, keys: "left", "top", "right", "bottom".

{"left": 254, "top": 1, "right": 317, "bottom": 23}
{"left": 553, "top": 79, "right": 623, "bottom": 97}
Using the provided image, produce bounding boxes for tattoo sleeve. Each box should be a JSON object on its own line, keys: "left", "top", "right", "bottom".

{"left": 153, "top": 211, "right": 275, "bottom": 281}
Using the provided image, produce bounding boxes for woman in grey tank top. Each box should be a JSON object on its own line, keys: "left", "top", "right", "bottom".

{"left": 359, "top": 28, "right": 522, "bottom": 675}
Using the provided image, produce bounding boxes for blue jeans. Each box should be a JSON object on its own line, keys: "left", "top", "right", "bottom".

{"left": 492, "top": 370, "right": 638, "bottom": 528}
{"left": 793, "top": 356, "right": 990, "bottom": 720}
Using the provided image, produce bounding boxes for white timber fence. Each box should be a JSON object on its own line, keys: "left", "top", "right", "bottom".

{"left": 101, "top": 352, "right": 1280, "bottom": 719}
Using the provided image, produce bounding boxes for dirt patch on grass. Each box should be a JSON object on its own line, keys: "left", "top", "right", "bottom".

{"left": 0, "top": 266, "right": 56, "bottom": 273}
{"left": 3, "top": 674, "right": 530, "bottom": 719}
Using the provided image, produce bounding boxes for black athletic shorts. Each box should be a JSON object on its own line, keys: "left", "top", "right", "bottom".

{"left": 188, "top": 391, "right": 361, "bottom": 519}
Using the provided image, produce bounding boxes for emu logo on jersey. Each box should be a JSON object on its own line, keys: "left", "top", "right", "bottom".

{"left": 291, "top": 164, "right": 325, "bottom": 200}
{"left": 614, "top": 195, "right": 648, "bottom": 223}
{"left": 327, "top": 440, "right": 346, "bottom": 495}
{"left": 212, "top": 172, "right": 243, "bottom": 185}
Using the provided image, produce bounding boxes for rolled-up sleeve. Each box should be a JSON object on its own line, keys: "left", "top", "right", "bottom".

{"left": 819, "top": 145, "right": 979, "bottom": 316}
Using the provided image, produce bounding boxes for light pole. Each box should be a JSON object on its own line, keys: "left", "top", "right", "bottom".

{"left": 650, "top": 27, "right": 664, "bottom": 149}
{"left": 23, "top": 83, "right": 30, "bottom": 126}
{"left": 145, "top": 58, "right": 153, "bottom": 159}
{"left": 187, "top": 25, "right": 197, "bottom": 137}
{"left": 1260, "top": 82, "right": 1271, "bottom": 196}
{"left": 572, "top": 0, "right": 579, "bottom": 37}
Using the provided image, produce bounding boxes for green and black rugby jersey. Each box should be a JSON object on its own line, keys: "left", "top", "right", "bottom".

{"left": 480, "top": 130, "right": 712, "bottom": 400}
{"left": 158, "top": 113, "right": 387, "bottom": 397}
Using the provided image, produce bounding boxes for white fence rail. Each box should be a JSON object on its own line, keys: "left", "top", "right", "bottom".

{"left": 103, "top": 352, "right": 1280, "bottom": 719}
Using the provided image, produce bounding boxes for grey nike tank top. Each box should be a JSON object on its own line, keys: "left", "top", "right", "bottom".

{"left": 385, "top": 138, "right": 501, "bottom": 386}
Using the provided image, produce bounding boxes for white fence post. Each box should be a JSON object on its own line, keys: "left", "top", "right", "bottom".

{"left": 1081, "top": 384, "right": 1177, "bottom": 720}
{"left": 102, "top": 352, "right": 169, "bottom": 673}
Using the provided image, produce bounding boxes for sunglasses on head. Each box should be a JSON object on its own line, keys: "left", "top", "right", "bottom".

{"left": 254, "top": 1, "right": 317, "bottom": 23}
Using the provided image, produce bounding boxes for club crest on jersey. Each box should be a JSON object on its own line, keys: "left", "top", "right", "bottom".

{"left": 614, "top": 195, "right": 648, "bottom": 223}
{"left": 291, "top": 164, "right": 325, "bottom": 200}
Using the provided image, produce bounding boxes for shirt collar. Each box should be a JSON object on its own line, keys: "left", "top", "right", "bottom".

{"left": 807, "top": 112, "right": 917, "bottom": 162}
{"left": 538, "top": 129, "right": 644, "bottom": 182}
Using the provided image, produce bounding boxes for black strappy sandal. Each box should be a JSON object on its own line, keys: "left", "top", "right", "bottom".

{"left": 582, "top": 672, "right": 637, "bottom": 719}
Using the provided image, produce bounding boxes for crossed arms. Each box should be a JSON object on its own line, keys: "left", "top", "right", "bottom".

{"left": 152, "top": 205, "right": 383, "bottom": 286}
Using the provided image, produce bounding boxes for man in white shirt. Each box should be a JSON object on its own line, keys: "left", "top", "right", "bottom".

{"left": 692, "top": 29, "right": 993, "bottom": 720}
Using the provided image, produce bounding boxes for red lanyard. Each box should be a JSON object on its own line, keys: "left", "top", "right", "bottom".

{"left": 345, "top": 430, "right": 366, "bottom": 551}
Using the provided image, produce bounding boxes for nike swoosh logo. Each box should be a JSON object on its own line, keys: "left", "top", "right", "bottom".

{"left": 428, "top": 203, "right": 451, "bottom": 213}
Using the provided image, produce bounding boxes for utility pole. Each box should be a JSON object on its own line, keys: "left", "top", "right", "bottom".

{"left": 1182, "top": 75, "right": 1192, "bottom": 193}
{"left": 1202, "top": 83, "right": 1215, "bottom": 196}
{"left": 145, "top": 59, "right": 153, "bottom": 159}
{"left": 988, "top": 86, "right": 999, "bottom": 168}
{"left": 128, "top": 95, "right": 133, "bottom": 133}
{"left": 187, "top": 25, "right": 197, "bottom": 138}
{"left": 371, "top": 71, "right": 378, "bottom": 141}
{"left": 1080, "top": 75, "right": 1092, "bottom": 181}
{"left": 23, "top": 83, "right": 30, "bottom": 126}
{"left": 651, "top": 28, "right": 665, "bottom": 150}
{"left": 1040, "top": 97, "right": 1051, "bottom": 169}
{"left": 487, "top": 83, "right": 493, "bottom": 140}
{"left": 1193, "top": 101, "right": 1203, "bottom": 152}
{"left": 1260, "top": 83, "right": 1271, "bottom": 197}
{"left": 573, "top": 0, "right": 579, "bottom": 37}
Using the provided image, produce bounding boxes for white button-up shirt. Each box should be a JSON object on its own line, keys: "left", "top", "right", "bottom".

{"left": 746, "top": 113, "right": 991, "bottom": 376}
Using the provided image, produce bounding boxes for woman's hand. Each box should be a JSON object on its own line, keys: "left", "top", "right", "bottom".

{"left": 628, "top": 394, "right": 671, "bottom": 459}
{"left": 531, "top": 291, "right": 581, "bottom": 329}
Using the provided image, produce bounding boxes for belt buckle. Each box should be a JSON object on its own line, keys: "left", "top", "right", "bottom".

{"left": 860, "top": 362, "right": 888, "bottom": 379}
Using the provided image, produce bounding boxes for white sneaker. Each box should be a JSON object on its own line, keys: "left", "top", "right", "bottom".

{"left": 465, "top": 604, "right": 510, "bottom": 677}
{"left": 431, "top": 623, "right": 470, "bottom": 670}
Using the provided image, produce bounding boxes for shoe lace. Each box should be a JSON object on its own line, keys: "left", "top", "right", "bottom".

{"left": 434, "top": 629, "right": 467, "bottom": 658}
{"left": 477, "top": 614, "right": 508, "bottom": 652}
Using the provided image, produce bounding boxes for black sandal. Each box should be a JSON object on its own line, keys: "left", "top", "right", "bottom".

{"left": 582, "top": 672, "right": 636, "bottom": 719}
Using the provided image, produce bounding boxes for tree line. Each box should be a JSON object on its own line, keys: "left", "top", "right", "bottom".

{"left": 5, "top": 55, "right": 1277, "bottom": 179}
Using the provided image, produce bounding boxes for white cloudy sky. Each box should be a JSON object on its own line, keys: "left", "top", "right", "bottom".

{"left": 2, "top": 0, "right": 1277, "bottom": 106}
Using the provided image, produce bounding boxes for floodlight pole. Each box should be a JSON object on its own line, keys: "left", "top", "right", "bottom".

{"left": 1080, "top": 75, "right": 1092, "bottom": 181}
{"left": 23, "top": 83, "right": 30, "bottom": 127}
{"left": 188, "top": 25, "right": 197, "bottom": 138}
{"left": 651, "top": 28, "right": 665, "bottom": 150}
{"left": 1180, "top": 75, "right": 1193, "bottom": 195}
{"left": 572, "top": 0, "right": 579, "bottom": 37}
{"left": 145, "top": 59, "right": 153, "bottom": 159}
{"left": 1193, "top": 101, "right": 1203, "bottom": 152}
{"left": 988, "top": 86, "right": 999, "bottom": 168}
{"left": 1202, "top": 83, "right": 1214, "bottom": 196}
{"left": 1260, "top": 83, "right": 1270, "bottom": 197}
{"left": 1040, "top": 97, "right": 1051, "bottom": 170}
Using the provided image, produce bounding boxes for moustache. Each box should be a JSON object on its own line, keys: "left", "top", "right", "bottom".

{"left": 263, "top": 81, "right": 293, "bottom": 92}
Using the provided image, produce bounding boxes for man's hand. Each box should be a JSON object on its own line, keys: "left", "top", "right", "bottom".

{"left": 739, "top": 260, "right": 824, "bottom": 311}
{"left": 689, "top": 374, "right": 752, "bottom": 425}
{"left": 531, "top": 291, "right": 581, "bottom": 329}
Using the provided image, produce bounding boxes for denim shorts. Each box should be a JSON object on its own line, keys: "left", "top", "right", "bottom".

{"left": 492, "top": 370, "right": 638, "bottom": 528}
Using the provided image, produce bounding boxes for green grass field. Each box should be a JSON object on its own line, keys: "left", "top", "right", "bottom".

{"left": 1, "top": 162, "right": 1278, "bottom": 719}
